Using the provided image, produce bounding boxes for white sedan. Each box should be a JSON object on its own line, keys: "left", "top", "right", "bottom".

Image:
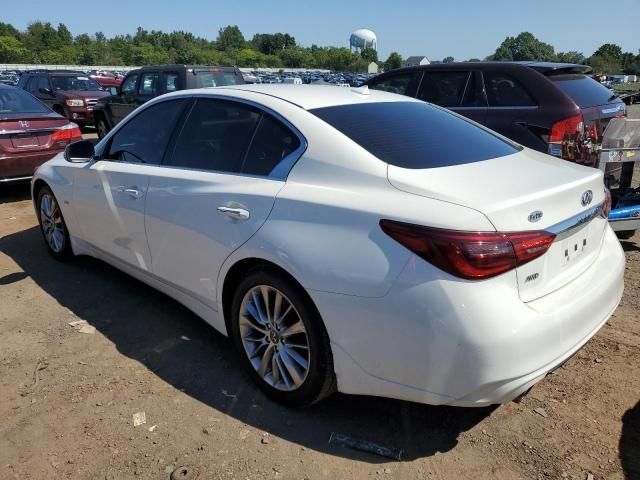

{"left": 31, "top": 85, "right": 625, "bottom": 407}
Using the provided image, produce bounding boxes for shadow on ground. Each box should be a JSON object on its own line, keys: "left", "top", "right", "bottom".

{"left": 620, "top": 401, "right": 640, "bottom": 479}
{"left": 0, "top": 183, "right": 31, "bottom": 204}
{"left": 0, "top": 226, "right": 493, "bottom": 462}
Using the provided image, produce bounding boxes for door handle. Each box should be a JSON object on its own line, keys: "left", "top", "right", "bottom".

{"left": 117, "top": 186, "right": 140, "bottom": 199}
{"left": 217, "top": 206, "right": 250, "bottom": 220}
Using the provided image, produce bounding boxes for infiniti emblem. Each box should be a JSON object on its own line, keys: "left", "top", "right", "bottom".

{"left": 19, "top": 120, "right": 29, "bottom": 128}
{"left": 581, "top": 190, "right": 593, "bottom": 207}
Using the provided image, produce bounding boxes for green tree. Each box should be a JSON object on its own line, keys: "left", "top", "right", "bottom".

{"left": 593, "top": 43, "right": 622, "bottom": 60}
{"left": 556, "top": 51, "right": 585, "bottom": 64}
{"left": 442, "top": 56, "right": 455, "bottom": 63}
{"left": 588, "top": 55, "right": 622, "bottom": 75}
{"left": 360, "top": 47, "right": 378, "bottom": 63}
{"left": 0, "top": 35, "right": 26, "bottom": 62}
{"left": 492, "top": 32, "right": 556, "bottom": 61}
{"left": 216, "top": 25, "right": 245, "bottom": 51}
{"left": 383, "top": 52, "right": 403, "bottom": 71}
{"left": 466, "top": 58, "right": 481, "bottom": 62}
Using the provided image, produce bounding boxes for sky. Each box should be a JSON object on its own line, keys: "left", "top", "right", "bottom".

{"left": 4, "top": 0, "right": 639, "bottom": 60}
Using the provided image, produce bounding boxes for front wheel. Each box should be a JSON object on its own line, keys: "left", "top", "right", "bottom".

{"left": 230, "top": 268, "right": 335, "bottom": 407}
{"left": 96, "top": 116, "right": 109, "bottom": 139}
{"left": 37, "top": 186, "right": 73, "bottom": 260}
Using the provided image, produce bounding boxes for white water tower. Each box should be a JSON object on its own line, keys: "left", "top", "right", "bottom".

{"left": 350, "top": 29, "right": 377, "bottom": 53}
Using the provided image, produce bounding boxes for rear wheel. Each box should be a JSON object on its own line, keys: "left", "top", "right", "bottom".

{"left": 37, "top": 186, "right": 73, "bottom": 260}
{"left": 230, "top": 267, "right": 335, "bottom": 407}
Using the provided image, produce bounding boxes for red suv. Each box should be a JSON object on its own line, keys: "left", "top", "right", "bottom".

{"left": 17, "top": 70, "right": 110, "bottom": 128}
{"left": 0, "top": 85, "right": 82, "bottom": 183}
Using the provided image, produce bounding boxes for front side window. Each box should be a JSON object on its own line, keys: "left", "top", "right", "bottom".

{"left": 369, "top": 73, "right": 414, "bottom": 96}
{"left": 50, "top": 75, "right": 102, "bottom": 91}
{"left": 417, "top": 71, "right": 470, "bottom": 107}
{"left": 121, "top": 74, "right": 138, "bottom": 95}
{"left": 310, "top": 101, "right": 519, "bottom": 169}
{"left": 138, "top": 72, "right": 159, "bottom": 96}
{"left": 167, "top": 99, "right": 260, "bottom": 173}
{"left": 483, "top": 72, "right": 536, "bottom": 107}
{"left": 106, "top": 100, "right": 186, "bottom": 164}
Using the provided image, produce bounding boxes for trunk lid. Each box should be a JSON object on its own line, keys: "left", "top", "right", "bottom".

{"left": 0, "top": 115, "right": 69, "bottom": 154}
{"left": 387, "top": 148, "right": 608, "bottom": 301}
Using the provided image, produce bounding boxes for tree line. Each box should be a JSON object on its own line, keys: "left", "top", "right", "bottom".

{"left": 0, "top": 22, "right": 637, "bottom": 75}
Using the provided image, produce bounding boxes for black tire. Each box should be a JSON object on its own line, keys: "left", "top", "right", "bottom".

{"left": 36, "top": 186, "right": 73, "bottom": 261}
{"left": 230, "top": 267, "right": 336, "bottom": 407}
{"left": 616, "top": 230, "right": 636, "bottom": 240}
{"left": 96, "top": 116, "right": 109, "bottom": 139}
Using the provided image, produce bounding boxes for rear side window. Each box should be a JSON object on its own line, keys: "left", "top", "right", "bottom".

{"left": 310, "top": 102, "right": 519, "bottom": 169}
{"left": 242, "top": 114, "right": 301, "bottom": 176}
{"left": 369, "top": 73, "right": 414, "bottom": 95}
{"left": 484, "top": 72, "right": 536, "bottom": 107}
{"left": 0, "top": 88, "right": 50, "bottom": 113}
{"left": 164, "top": 72, "right": 179, "bottom": 92}
{"left": 550, "top": 74, "right": 618, "bottom": 107}
{"left": 417, "top": 71, "right": 469, "bottom": 107}
{"left": 107, "top": 100, "right": 186, "bottom": 164}
{"left": 190, "top": 71, "right": 243, "bottom": 88}
{"left": 167, "top": 99, "right": 260, "bottom": 173}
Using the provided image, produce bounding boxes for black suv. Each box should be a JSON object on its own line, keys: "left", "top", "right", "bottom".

{"left": 93, "top": 65, "right": 245, "bottom": 138}
{"left": 366, "top": 62, "right": 626, "bottom": 162}
{"left": 17, "top": 70, "right": 110, "bottom": 128}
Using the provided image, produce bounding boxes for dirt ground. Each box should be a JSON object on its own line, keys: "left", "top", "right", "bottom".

{"left": 1, "top": 113, "right": 639, "bottom": 480}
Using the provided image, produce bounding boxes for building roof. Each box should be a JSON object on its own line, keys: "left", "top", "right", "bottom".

{"left": 404, "top": 56, "right": 429, "bottom": 63}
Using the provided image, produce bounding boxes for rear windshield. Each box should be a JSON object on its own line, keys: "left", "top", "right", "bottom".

{"left": 310, "top": 102, "right": 519, "bottom": 169}
{"left": 190, "top": 71, "right": 243, "bottom": 88}
{"left": 550, "top": 74, "right": 618, "bottom": 107}
{"left": 0, "top": 88, "right": 50, "bottom": 114}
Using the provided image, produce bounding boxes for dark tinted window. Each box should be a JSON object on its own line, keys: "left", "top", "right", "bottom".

{"left": 484, "top": 72, "right": 536, "bottom": 107}
{"left": 461, "top": 72, "right": 484, "bottom": 107}
{"left": 369, "top": 73, "right": 414, "bottom": 95}
{"left": 28, "top": 76, "right": 49, "bottom": 94}
{"left": 138, "top": 72, "right": 159, "bottom": 95}
{"left": 167, "top": 99, "right": 260, "bottom": 173}
{"left": 242, "top": 114, "right": 301, "bottom": 176}
{"left": 164, "top": 72, "right": 179, "bottom": 92}
{"left": 0, "top": 88, "right": 50, "bottom": 113}
{"left": 107, "top": 100, "right": 185, "bottom": 164}
{"left": 417, "top": 71, "right": 469, "bottom": 107}
{"left": 550, "top": 74, "right": 618, "bottom": 107}
{"left": 121, "top": 74, "right": 138, "bottom": 94}
{"left": 310, "top": 102, "right": 519, "bottom": 169}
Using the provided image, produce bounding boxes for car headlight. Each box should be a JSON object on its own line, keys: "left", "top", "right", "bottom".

{"left": 65, "top": 99, "right": 84, "bottom": 107}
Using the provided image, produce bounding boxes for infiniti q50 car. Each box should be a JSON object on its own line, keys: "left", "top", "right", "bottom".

{"left": 31, "top": 85, "right": 625, "bottom": 407}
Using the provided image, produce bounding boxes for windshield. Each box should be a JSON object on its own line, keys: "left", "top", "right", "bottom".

{"left": 191, "top": 71, "right": 242, "bottom": 88}
{"left": 550, "top": 74, "right": 619, "bottom": 108}
{"left": 51, "top": 75, "right": 103, "bottom": 92}
{"left": 310, "top": 101, "right": 519, "bottom": 169}
{"left": 0, "top": 88, "right": 50, "bottom": 114}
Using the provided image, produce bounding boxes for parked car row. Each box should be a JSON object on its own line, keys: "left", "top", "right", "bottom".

{"left": 245, "top": 70, "right": 374, "bottom": 86}
{"left": 29, "top": 79, "right": 625, "bottom": 409}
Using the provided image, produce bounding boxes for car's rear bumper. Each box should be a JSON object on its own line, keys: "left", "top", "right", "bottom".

{"left": 310, "top": 225, "right": 625, "bottom": 406}
{"left": 1, "top": 151, "right": 62, "bottom": 182}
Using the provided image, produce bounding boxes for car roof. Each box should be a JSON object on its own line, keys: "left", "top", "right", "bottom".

{"left": 374, "top": 61, "right": 592, "bottom": 76}
{"left": 163, "top": 84, "right": 420, "bottom": 110}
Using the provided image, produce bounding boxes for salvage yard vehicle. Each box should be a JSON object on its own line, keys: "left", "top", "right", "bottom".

{"left": 31, "top": 85, "right": 624, "bottom": 407}
{"left": 0, "top": 85, "right": 82, "bottom": 183}
{"left": 16, "top": 70, "right": 110, "bottom": 129}
{"left": 93, "top": 65, "right": 245, "bottom": 138}
{"left": 88, "top": 70, "right": 124, "bottom": 89}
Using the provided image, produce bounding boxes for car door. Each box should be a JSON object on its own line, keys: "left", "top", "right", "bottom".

{"left": 416, "top": 70, "right": 487, "bottom": 125}
{"left": 144, "top": 97, "right": 303, "bottom": 308}
{"left": 134, "top": 71, "right": 160, "bottom": 107}
{"left": 481, "top": 70, "right": 538, "bottom": 144}
{"left": 110, "top": 72, "right": 139, "bottom": 125}
{"left": 73, "top": 99, "right": 187, "bottom": 270}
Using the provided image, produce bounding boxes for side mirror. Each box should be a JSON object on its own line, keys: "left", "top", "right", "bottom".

{"left": 38, "top": 87, "right": 53, "bottom": 96}
{"left": 64, "top": 140, "right": 95, "bottom": 163}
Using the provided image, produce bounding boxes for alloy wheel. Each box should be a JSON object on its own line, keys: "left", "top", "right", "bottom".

{"left": 239, "top": 285, "right": 310, "bottom": 391}
{"left": 40, "top": 193, "right": 65, "bottom": 253}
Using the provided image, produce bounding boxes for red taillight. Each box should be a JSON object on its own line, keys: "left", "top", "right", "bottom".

{"left": 51, "top": 123, "right": 82, "bottom": 143}
{"left": 549, "top": 114, "right": 584, "bottom": 143}
{"left": 603, "top": 187, "right": 612, "bottom": 218}
{"left": 380, "top": 220, "right": 556, "bottom": 280}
